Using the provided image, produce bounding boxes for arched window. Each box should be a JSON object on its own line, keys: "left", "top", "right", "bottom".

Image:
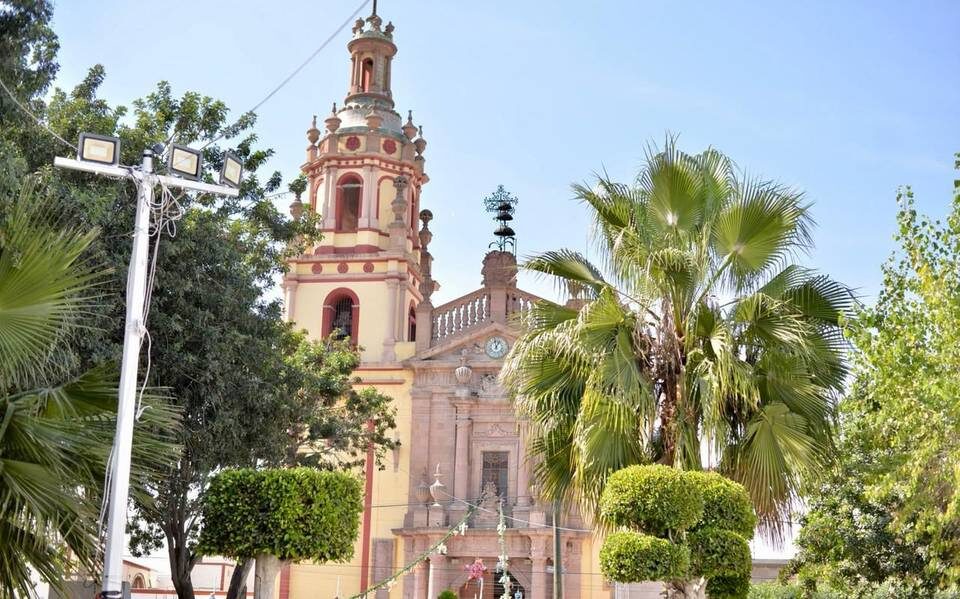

{"left": 331, "top": 297, "right": 353, "bottom": 340}
{"left": 336, "top": 175, "right": 362, "bottom": 232}
{"left": 361, "top": 58, "right": 374, "bottom": 92}
{"left": 132, "top": 575, "right": 146, "bottom": 589}
{"left": 322, "top": 289, "right": 359, "bottom": 343}
{"left": 407, "top": 306, "right": 417, "bottom": 342}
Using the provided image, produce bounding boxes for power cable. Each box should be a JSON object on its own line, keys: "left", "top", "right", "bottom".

{"left": 168, "top": 0, "right": 371, "bottom": 170}
{"left": 0, "top": 75, "right": 78, "bottom": 152}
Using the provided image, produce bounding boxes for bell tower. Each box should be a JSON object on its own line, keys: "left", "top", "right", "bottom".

{"left": 284, "top": 3, "right": 433, "bottom": 364}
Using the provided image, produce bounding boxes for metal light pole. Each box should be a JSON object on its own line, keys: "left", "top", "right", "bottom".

{"left": 54, "top": 144, "right": 239, "bottom": 599}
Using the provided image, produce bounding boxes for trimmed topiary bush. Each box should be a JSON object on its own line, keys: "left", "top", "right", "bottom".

{"left": 599, "top": 531, "right": 691, "bottom": 583}
{"left": 438, "top": 590, "right": 458, "bottom": 599}
{"left": 687, "top": 471, "right": 757, "bottom": 539}
{"left": 707, "top": 573, "right": 751, "bottom": 599}
{"left": 599, "top": 465, "right": 705, "bottom": 535}
{"left": 688, "top": 527, "right": 752, "bottom": 579}
{"left": 197, "top": 467, "right": 364, "bottom": 562}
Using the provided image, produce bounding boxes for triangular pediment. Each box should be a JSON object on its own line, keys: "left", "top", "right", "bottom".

{"left": 409, "top": 320, "right": 518, "bottom": 365}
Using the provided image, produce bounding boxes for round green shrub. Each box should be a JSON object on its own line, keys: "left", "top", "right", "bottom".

{"left": 599, "top": 531, "right": 690, "bottom": 583}
{"left": 599, "top": 465, "right": 705, "bottom": 534}
{"left": 197, "top": 467, "right": 363, "bottom": 562}
{"left": 707, "top": 573, "right": 750, "bottom": 599}
{"left": 686, "top": 471, "right": 757, "bottom": 539}
{"left": 438, "top": 590, "right": 458, "bottom": 599}
{"left": 689, "top": 527, "right": 752, "bottom": 579}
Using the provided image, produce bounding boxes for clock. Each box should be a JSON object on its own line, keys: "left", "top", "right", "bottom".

{"left": 484, "top": 336, "right": 509, "bottom": 359}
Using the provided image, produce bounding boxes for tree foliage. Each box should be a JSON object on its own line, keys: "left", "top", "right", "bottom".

{"left": 599, "top": 465, "right": 704, "bottom": 535}
{"left": 688, "top": 471, "right": 757, "bottom": 540}
{"left": 791, "top": 161, "right": 960, "bottom": 596}
{"left": 0, "top": 180, "right": 177, "bottom": 598}
{"left": 501, "top": 138, "right": 855, "bottom": 533}
{"left": 197, "top": 468, "right": 363, "bottom": 563}
{"left": 600, "top": 532, "right": 691, "bottom": 583}
{"left": 598, "top": 465, "right": 755, "bottom": 598}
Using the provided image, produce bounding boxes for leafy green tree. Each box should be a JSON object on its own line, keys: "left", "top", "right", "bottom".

{"left": 197, "top": 468, "right": 364, "bottom": 599}
{"left": 0, "top": 180, "right": 177, "bottom": 597}
{"left": 790, "top": 159, "right": 960, "bottom": 595}
{"left": 501, "top": 138, "right": 854, "bottom": 531}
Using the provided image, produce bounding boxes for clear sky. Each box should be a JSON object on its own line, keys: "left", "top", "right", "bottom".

{"left": 51, "top": 1, "right": 959, "bottom": 304}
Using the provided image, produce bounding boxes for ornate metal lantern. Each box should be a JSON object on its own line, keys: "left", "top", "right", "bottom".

{"left": 483, "top": 185, "right": 518, "bottom": 254}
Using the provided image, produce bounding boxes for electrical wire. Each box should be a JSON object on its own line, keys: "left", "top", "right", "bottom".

{"left": 0, "top": 75, "right": 79, "bottom": 152}
{"left": 167, "top": 0, "right": 371, "bottom": 173}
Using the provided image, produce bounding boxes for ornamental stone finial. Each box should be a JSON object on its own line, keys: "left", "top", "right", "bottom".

{"left": 403, "top": 110, "right": 418, "bottom": 140}
{"left": 391, "top": 175, "right": 409, "bottom": 224}
{"left": 429, "top": 464, "right": 444, "bottom": 507}
{"left": 324, "top": 104, "right": 341, "bottom": 133}
{"left": 418, "top": 209, "right": 433, "bottom": 248}
{"left": 306, "top": 115, "right": 320, "bottom": 144}
{"left": 414, "top": 126, "right": 427, "bottom": 155}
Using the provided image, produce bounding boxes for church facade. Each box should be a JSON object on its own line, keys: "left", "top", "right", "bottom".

{"left": 280, "top": 7, "right": 607, "bottom": 599}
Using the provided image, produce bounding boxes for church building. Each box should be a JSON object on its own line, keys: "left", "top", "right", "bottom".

{"left": 280, "top": 6, "right": 607, "bottom": 599}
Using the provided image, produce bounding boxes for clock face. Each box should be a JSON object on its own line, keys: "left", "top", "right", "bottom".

{"left": 484, "top": 336, "right": 509, "bottom": 359}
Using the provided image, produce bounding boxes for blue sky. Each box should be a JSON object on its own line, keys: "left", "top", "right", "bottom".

{"left": 51, "top": 0, "right": 960, "bottom": 304}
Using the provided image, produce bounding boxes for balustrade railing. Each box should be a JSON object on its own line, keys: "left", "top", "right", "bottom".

{"left": 431, "top": 289, "right": 491, "bottom": 342}
{"left": 505, "top": 289, "right": 539, "bottom": 320}
{"left": 427, "top": 288, "right": 546, "bottom": 347}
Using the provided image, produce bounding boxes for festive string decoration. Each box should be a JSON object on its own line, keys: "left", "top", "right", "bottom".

{"left": 464, "top": 557, "right": 488, "bottom": 599}
{"left": 351, "top": 505, "right": 477, "bottom": 599}
{"left": 496, "top": 499, "right": 512, "bottom": 599}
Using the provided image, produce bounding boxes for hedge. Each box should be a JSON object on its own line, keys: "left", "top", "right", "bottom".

{"left": 599, "top": 531, "right": 690, "bottom": 583}
{"left": 707, "top": 573, "right": 751, "bottom": 599}
{"left": 686, "top": 471, "right": 757, "bottom": 539}
{"left": 688, "top": 527, "right": 752, "bottom": 579}
{"left": 599, "top": 465, "right": 705, "bottom": 535}
{"left": 197, "top": 467, "right": 363, "bottom": 562}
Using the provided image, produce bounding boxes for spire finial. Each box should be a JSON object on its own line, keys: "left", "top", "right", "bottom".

{"left": 372, "top": 0, "right": 378, "bottom": 16}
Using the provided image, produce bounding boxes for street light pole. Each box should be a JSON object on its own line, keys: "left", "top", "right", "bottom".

{"left": 54, "top": 146, "right": 239, "bottom": 599}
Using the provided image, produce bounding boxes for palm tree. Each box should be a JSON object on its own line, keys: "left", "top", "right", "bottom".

{"left": 0, "top": 180, "right": 177, "bottom": 597}
{"left": 501, "top": 139, "right": 854, "bottom": 533}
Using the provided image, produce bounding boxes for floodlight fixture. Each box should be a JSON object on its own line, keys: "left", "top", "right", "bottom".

{"left": 220, "top": 152, "right": 243, "bottom": 188}
{"left": 168, "top": 144, "right": 202, "bottom": 181}
{"left": 78, "top": 133, "right": 121, "bottom": 166}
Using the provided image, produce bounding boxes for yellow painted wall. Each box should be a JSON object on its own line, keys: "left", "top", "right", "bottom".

{"left": 378, "top": 178, "right": 396, "bottom": 225}
{"left": 291, "top": 280, "right": 394, "bottom": 363}
{"left": 288, "top": 372, "right": 414, "bottom": 599}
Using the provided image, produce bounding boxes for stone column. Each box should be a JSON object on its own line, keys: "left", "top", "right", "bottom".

{"left": 389, "top": 176, "right": 409, "bottom": 249}
{"left": 516, "top": 428, "right": 531, "bottom": 507}
{"left": 383, "top": 278, "right": 399, "bottom": 362}
{"left": 530, "top": 557, "right": 547, "bottom": 599}
{"left": 322, "top": 167, "right": 338, "bottom": 230}
{"left": 413, "top": 562, "right": 427, "bottom": 599}
{"left": 360, "top": 164, "right": 375, "bottom": 228}
{"left": 430, "top": 554, "right": 447, "bottom": 599}
{"left": 453, "top": 408, "right": 471, "bottom": 503}
{"left": 282, "top": 279, "right": 298, "bottom": 324}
